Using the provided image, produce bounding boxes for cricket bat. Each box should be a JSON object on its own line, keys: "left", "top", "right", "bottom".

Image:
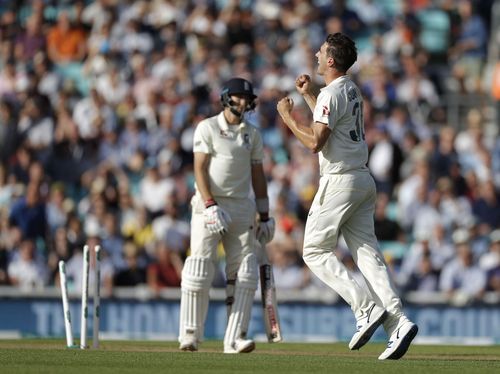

{"left": 260, "top": 264, "right": 282, "bottom": 342}
{"left": 258, "top": 239, "right": 283, "bottom": 343}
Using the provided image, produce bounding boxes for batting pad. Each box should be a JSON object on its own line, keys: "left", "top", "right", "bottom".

{"left": 179, "top": 257, "right": 214, "bottom": 343}
{"left": 224, "top": 253, "right": 258, "bottom": 350}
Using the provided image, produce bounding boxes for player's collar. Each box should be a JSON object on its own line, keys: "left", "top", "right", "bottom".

{"left": 217, "top": 112, "right": 246, "bottom": 132}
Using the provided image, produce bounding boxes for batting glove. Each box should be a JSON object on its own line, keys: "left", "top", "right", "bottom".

{"left": 256, "top": 217, "right": 275, "bottom": 244}
{"left": 204, "top": 204, "right": 231, "bottom": 235}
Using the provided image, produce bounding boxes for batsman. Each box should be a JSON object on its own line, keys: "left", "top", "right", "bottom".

{"left": 178, "top": 78, "right": 276, "bottom": 353}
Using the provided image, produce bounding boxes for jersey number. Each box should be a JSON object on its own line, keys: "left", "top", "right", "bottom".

{"left": 349, "top": 102, "right": 365, "bottom": 142}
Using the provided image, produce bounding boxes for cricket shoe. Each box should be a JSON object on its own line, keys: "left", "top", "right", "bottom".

{"left": 224, "top": 338, "right": 256, "bottom": 354}
{"left": 179, "top": 334, "right": 198, "bottom": 352}
{"left": 349, "top": 303, "right": 387, "bottom": 350}
{"left": 378, "top": 320, "right": 418, "bottom": 360}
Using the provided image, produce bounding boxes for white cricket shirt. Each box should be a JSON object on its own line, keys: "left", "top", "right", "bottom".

{"left": 313, "top": 75, "right": 369, "bottom": 175}
{"left": 193, "top": 112, "right": 263, "bottom": 199}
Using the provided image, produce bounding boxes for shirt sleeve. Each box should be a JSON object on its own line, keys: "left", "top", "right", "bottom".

{"left": 251, "top": 127, "right": 264, "bottom": 163}
{"left": 313, "top": 89, "right": 346, "bottom": 131}
{"left": 192, "top": 121, "right": 212, "bottom": 154}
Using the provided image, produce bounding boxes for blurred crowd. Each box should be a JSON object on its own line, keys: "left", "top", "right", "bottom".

{"left": 0, "top": 0, "right": 499, "bottom": 305}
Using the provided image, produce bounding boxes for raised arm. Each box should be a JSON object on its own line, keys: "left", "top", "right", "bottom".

{"left": 296, "top": 74, "right": 317, "bottom": 113}
{"left": 277, "top": 97, "right": 331, "bottom": 153}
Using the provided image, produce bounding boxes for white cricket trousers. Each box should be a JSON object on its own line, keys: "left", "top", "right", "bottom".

{"left": 190, "top": 195, "right": 256, "bottom": 279}
{"left": 302, "top": 171, "right": 403, "bottom": 321}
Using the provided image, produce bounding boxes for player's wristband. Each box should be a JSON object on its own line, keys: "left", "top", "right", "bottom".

{"left": 204, "top": 198, "right": 217, "bottom": 208}
{"left": 259, "top": 212, "right": 270, "bottom": 222}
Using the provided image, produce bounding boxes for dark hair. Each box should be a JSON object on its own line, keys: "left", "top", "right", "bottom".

{"left": 325, "top": 33, "right": 357, "bottom": 72}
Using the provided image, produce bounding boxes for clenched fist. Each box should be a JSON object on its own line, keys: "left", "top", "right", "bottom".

{"left": 295, "top": 74, "right": 312, "bottom": 95}
{"left": 276, "top": 97, "right": 294, "bottom": 118}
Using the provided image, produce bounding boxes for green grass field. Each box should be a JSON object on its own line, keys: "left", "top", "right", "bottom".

{"left": 0, "top": 340, "right": 499, "bottom": 374}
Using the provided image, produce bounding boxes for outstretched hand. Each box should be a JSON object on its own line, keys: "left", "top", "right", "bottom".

{"left": 295, "top": 74, "right": 312, "bottom": 95}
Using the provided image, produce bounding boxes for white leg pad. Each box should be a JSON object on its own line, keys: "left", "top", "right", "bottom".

{"left": 179, "top": 257, "right": 214, "bottom": 344}
{"left": 224, "top": 253, "right": 258, "bottom": 352}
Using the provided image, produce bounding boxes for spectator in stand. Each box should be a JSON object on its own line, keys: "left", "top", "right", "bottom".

{"left": 65, "top": 213, "right": 85, "bottom": 251}
{"left": 410, "top": 182, "right": 439, "bottom": 241}
{"left": 32, "top": 53, "right": 62, "bottom": 107}
{"left": 7, "top": 238, "right": 47, "bottom": 289}
{"left": 448, "top": 0, "right": 488, "bottom": 93}
{"left": 138, "top": 159, "right": 175, "bottom": 219}
{"left": 471, "top": 180, "right": 500, "bottom": 232}
{"left": 147, "top": 239, "right": 182, "bottom": 293}
{"left": 119, "top": 18, "right": 154, "bottom": 57}
{"left": 397, "top": 224, "right": 456, "bottom": 288}
{"left": 46, "top": 182, "right": 69, "bottom": 233}
{"left": 81, "top": 0, "right": 115, "bottom": 35}
{"left": 396, "top": 49, "right": 439, "bottom": 130}
{"left": 47, "top": 225, "right": 73, "bottom": 285}
{"left": 95, "top": 63, "right": 130, "bottom": 109}
{"left": 113, "top": 241, "right": 147, "bottom": 287}
{"left": 356, "top": 0, "right": 387, "bottom": 30}
{"left": 436, "top": 176, "right": 474, "bottom": 231}
{"left": 118, "top": 116, "right": 149, "bottom": 165}
{"left": 479, "top": 229, "right": 500, "bottom": 292}
{"left": 400, "top": 253, "right": 440, "bottom": 293}
{"left": 151, "top": 195, "right": 190, "bottom": 255}
{"left": 445, "top": 160, "right": 469, "bottom": 198}
{"left": 380, "top": 105, "right": 417, "bottom": 148}
{"left": 65, "top": 231, "right": 114, "bottom": 295}
{"left": 485, "top": 265, "right": 500, "bottom": 293}
{"left": 439, "top": 228, "right": 487, "bottom": 305}
{"left": 268, "top": 238, "right": 308, "bottom": 291}
{"left": 455, "top": 109, "right": 492, "bottom": 183}
{"left": 380, "top": 13, "right": 415, "bottom": 68}
{"left": 14, "top": 14, "right": 46, "bottom": 62}
{"left": 0, "top": 58, "right": 27, "bottom": 102}
{"left": 101, "top": 211, "right": 126, "bottom": 271}
{"left": 8, "top": 182, "right": 47, "bottom": 245}
{"left": 129, "top": 53, "right": 158, "bottom": 106}
{"left": 122, "top": 205, "right": 155, "bottom": 255}
{"left": 374, "top": 192, "right": 404, "bottom": 242}
{"left": 430, "top": 126, "right": 459, "bottom": 181}
{"left": 427, "top": 223, "right": 457, "bottom": 267}
{"left": 368, "top": 124, "right": 403, "bottom": 196}
{"left": 360, "top": 58, "right": 397, "bottom": 116}
{"left": 397, "top": 155, "right": 430, "bottom": 233}
{"left": 0, "top": 164, "right": 21, "bottom": 212}
{"left": 147, "top": 105, "right": 177, "bottom": 157}
{"left": 397, "top": 230, "right": 448, "bottom": 290}
{"left": 328, "top": 0, "right": 365, "bottom": 39}
{"left": 72, "top": 87, "right": 117, "bottom": 141}
{"left": 270, "top": 188, "right": 303, "bottom": 245}
{"left": 49, "top": 96, "right": 93, "bottom": 186}
{"left": 46, "top": 10, "right": 87, "bottom": 65}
